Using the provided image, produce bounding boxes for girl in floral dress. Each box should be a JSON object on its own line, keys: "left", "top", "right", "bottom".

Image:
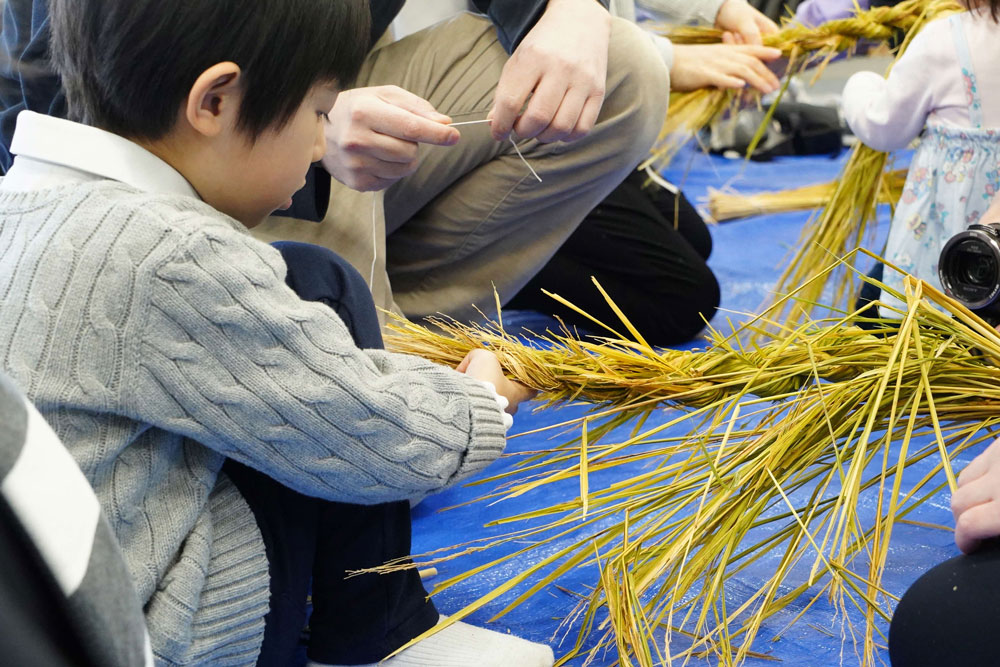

{"left": 843, "top": 4, "right": 1000, "bottom": 314}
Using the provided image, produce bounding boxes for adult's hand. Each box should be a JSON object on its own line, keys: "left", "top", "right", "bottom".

{"left": 456, "top": 349, "right": 537, "bottom": 414}
{"left": 716, "top": 0, "right": 780, "bottom": 46}
{"left": 670, "top": 44, "right": 782, "bottom": 93}
{"left": 952, "top": 437, "right": 1000, "bottom": 554}
{"left": 488, "top": 0, "right": 611, "bottom": 144}
{"left": 321, "top": 85, "right": 460, "bottom": 192}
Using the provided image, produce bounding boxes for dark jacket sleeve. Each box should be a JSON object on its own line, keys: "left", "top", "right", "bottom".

{"left": 470, "top": 0, "right": 610, "bottom": 53}
{"left": 0, "top": 0, "right": 66, "bottom": 173}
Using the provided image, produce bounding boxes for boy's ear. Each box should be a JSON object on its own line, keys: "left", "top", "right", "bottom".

{"left": 184, "top": 62, "right": 242, "bottom": 138}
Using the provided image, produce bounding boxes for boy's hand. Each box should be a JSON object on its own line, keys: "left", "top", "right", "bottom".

{"left": 952, "top": 437, "right": 1000, "bottom": 553}
{"left": 487, "top": 0, "right": 610, "bottom": 144}
{"left": 716, "top": 0, "right": 779, "bottom": 46}
{"left": 670, "top": 44, "right": 782, "bottom": 93}
{"left": 322, "top": 85, "right": 460, "bottom": 192}
{"left": 456, "top": 349, "right": 537, "bottom": 414}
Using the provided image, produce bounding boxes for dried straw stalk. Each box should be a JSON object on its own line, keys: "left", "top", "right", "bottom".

{"left": 384, "top": 257, "right": 1000, "bottom": 666}
{"left": 643, "top": 0, "right": 961, "bottom": 169}
{"left": 707, "top": 169, "right": 907, "bottom": 222}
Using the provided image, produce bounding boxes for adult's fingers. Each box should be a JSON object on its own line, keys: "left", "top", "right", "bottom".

{"left": 734, "top": 56, "right": 780, "bottom": 93}
{"left": 957, "top": 443, "right": 998, "bottom": 486}
{"left": 736, "top": 20, "right": 763, "bottom": 45}
{"left": 951, "top": 474, "right": 995, "bottom": 521}
{"left": 740, "top": 45, "right": 783, "bottom": 62}
{"left": 709, "top": 71, "right": 749, "bottom": 90}
{"left": 491, "top": 59, "right": 541, "bottom": 141}
{"left": 375, "top": 85, "right": 452, "bottom": 124}
{"left": 365, "top": 103, "right": 459, "bottom": 146}
{"left": 535, "top": 85, "right": 589, "bottom": 143}
{"left": 955, "top": 501, "right": 1000, "bottom": 554}
{"left": 333, "top": 128, "right": 420, "bottom": 164}
{"left": 756, "top": 14, "right": 780, "bottom": 37}
{"left": 567, "top": 93, "right": 603, "bottom": 142}
{"left": 513, "top": 74, "right": 566, "bottom": 140}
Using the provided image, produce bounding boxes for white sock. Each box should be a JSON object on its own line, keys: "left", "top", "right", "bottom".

{"left": 307, "top": 614, "right": 554, "bottom": 667}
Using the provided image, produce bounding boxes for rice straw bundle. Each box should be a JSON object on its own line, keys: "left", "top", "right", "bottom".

{"left": 384, "top": 257, "right": 1000, "bottom": 666}
{"left": 707, "top": 169, "right": 907, "bottom": 222}
{"left": 761, "top": 145, "right": 893, "bottom": 340}
{"left": 643, "top": 0, "right": 962, "bottom": 170}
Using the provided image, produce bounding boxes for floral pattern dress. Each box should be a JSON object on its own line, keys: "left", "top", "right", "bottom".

{"left": 879, "top": 14, "right": 1000, "bottom": 312}
{"left": 882, "top": 16, "right": 1000, "bottom": 316}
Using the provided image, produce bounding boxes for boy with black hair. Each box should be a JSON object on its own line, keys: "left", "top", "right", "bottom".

{"left": 0, "top": 0, "right": 550, "bottom": 665}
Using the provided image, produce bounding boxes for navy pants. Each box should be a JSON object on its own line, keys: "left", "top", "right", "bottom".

{"left": 224, "top": 242, "right": 438, "bottom": 666}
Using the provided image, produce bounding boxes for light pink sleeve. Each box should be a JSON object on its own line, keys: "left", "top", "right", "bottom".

{"left": 841, "top": 22, "right": 945, "bottom": 152}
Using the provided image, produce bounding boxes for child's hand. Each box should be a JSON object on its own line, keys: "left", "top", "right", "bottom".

{"left": 321, "top": 86, "right": 460, "bottom": 192}
{"left": 670, "top": 44, "right": 782, "bottom": 94}
{"left": 456, "top": 349, "right": 537, "bottom": 414}
{"left": 952, "top": 437, "right": 1000, "bottom": 553}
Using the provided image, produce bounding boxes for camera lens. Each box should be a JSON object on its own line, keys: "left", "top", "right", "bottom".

{"left": 940, "top": 230, "right": 1000, "bottom": 310}
{"left": 959, "top": 250, "right": 997, "bottom": 287}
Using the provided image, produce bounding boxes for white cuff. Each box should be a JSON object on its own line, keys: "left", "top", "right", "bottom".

{"left": 473, "top": 380, "right": 514, "bottom": 432}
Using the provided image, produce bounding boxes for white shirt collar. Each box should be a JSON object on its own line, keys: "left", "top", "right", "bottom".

{"left": 1, "top": 110, "right": 200, "bottom": 200}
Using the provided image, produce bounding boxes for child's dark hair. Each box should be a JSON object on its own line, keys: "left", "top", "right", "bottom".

{"left": 49, "top": 0, "right": 370, "bottom": 141}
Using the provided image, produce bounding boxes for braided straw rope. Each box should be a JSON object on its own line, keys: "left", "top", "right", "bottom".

{"left": 643, "top": 0, "right": 962, "bottom": 169}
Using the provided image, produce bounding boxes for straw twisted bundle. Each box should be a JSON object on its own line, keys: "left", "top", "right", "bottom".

{"left": 645, "top": 0, "right": 962, "bottom": 169}
{"left": 385, "top": 262, "right": 1000, "bottom": 666}
{"left": 707, "top": 168, "right": 907, "bottom": 222}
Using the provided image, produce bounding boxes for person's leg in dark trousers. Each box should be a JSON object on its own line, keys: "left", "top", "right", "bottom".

{"left": 507, "top": 172, "right": 720, "bottom": 347}
{"left": 889, "top": 539, "right": 1000, "bottom": 666}
{"left": 226, "top": 241, "right": 437, "bottom": 667}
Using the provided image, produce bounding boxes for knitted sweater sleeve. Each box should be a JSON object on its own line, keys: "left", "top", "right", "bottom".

{"left": 841, "top": 22, "right": 942, "bottom": 152}
{"left": 132, "top": 222, "right": 508, "bottom": 504}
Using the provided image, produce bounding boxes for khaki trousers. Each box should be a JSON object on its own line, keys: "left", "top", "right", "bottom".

{"left": 253, "top": 13, "right": 668, "bottom": 325}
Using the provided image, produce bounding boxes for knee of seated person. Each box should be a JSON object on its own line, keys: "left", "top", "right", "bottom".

{"left": 601, "top": 18, "right": 669, "bottom": 164}
{"left": 888, "top": 546, "right": 1000, "bottom": 666}
{"left": 888, "top": 560, "right": 953, "bottom": 665}
{"left": 641, "top": 273, "right": 720, "bottom": 346}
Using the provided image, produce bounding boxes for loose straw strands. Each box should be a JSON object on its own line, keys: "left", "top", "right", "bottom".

{"left": 755, "top": 2, "right": 961, "bottom": 338}
{"left": 642, "top": 0, "right": 962, "bottom": 170}
{"left": 707, "top": 168, "right": 907, "bottom": 222}
{"left": 385, "top": 258, "right": 1000, "bottom": 666}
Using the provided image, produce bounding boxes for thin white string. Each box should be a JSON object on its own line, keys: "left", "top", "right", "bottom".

{"left": 448, "top": 118, "right": 542, "bottom": 183}
{"left": 365, "top": 118, "right": 542, "bottom": 287}
{"left": 370, "top": 191, "right": 377, "bottom": 286}
{"left": 508, "top": 137, "right": 542, "bottom": 183}
{"left": 447, "top": 119, "right": 493, "bottom": 127}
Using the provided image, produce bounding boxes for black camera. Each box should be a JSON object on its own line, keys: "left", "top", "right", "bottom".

{"left": 939, "top": 223, "right": 1000, "bottom": 325}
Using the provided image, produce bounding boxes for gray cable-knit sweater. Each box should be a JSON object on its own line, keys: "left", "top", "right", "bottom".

{"left": 0, "top": 181, "right": 508, "bottom": 665}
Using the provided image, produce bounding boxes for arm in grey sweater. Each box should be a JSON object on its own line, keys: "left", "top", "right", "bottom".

{"left": 132, "top": 221, "right": 508, "bottom": 504}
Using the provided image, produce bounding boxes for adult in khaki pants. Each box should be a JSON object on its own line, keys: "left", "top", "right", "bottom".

{"left": 253, "top": 0, "right": 669, "bottom": 326}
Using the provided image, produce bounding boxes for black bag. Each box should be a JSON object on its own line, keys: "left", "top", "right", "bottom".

{"left": 707, "top": 101, "right": 843, "bottom": 161}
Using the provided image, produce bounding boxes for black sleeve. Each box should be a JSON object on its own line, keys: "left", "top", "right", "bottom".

{"left": 470, "top": 0, "right": 611, "bottom": 53}
{"left": 274, "top": 163, "right": 331, "bottom": 223}
{"left": 0, "top": 0, "right": 66, "bottom": 173}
